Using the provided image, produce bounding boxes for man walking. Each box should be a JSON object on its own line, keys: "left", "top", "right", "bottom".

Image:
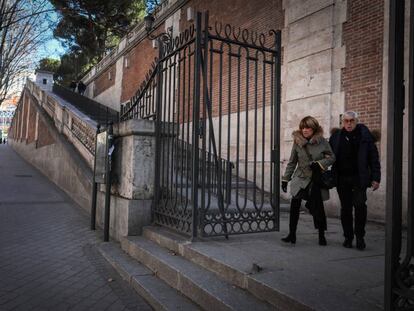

{"left": 77, "top": 81, "right": 86, "bottom": 95}
{"left": 329, "top": 111, "right": 381, "bottom": 250}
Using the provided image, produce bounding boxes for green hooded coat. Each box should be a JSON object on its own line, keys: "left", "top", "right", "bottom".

{"left": 282, "top": 129, "right": 336, "bottom": 201}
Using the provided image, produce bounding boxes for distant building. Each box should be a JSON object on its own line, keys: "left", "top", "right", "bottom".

{"left": 35, "top": 70, "right": 54, "bottom": 92}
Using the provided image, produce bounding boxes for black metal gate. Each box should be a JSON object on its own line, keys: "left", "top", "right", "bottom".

{"left": 385, "top": 1, "right": 414, "bottom": 310}
{"left": 121, "top": 12, "right": 281, "bottom": 238}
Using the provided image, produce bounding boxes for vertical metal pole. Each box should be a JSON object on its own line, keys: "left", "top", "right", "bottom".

{"left": 408, "top": 0, "right": 414, "bottom": 264}
{"left": 191, "top": 12, "right": 203, "bottom": 240}
{"left": 273, "top": 30, "right": 282, "bottom": 231}
{"left": 104, "top": 122, "right": 113, "bottom": 242}
{"left": 152, "top": 41, "right": 164, "bottom": 224}
{"left": 385, "top": 0, "right": 405, "bottom": 309}
{"left": 91, "top": 124, "right": 101, "bottom": 230}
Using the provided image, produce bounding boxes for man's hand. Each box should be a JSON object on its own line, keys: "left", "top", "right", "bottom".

{"left": 372, "top": 181, "right": 380, "bottom": 191}
{"left": 281, "top": 181, "right": 288, "bottom": 193}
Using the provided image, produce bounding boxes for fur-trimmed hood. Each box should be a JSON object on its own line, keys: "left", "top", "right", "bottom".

{"left": 292, "top": 127, "right": 324, "bottom": 147}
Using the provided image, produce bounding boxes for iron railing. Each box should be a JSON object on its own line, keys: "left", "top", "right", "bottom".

{"left": 121, "top": 12, "right": 281, "bottom": 238}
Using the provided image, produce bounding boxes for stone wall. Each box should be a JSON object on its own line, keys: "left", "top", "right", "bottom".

{"left": 93, "top": 64, "right": 116, "bottom": 97}
{"left": 82, "top": 0, "right": 388, "bottom": 221}
{"left": 9, "top": 83, "right": 156, "bottom": 240}
{"left": 9, "top": 89, "right": 92, "bottom": 213}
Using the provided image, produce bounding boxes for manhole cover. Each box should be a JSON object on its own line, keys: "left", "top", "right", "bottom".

{"left": 14, "top": 174, "right": 33, "bottom": 178}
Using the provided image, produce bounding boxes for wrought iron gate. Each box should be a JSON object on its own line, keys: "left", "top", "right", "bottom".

{"left": 385, "top": 1, "right": 414, "bottom": 310}
{"left": 121, "top": 12, "right": 281, "bottom": 238}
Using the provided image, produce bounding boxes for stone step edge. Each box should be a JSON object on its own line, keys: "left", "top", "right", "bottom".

{"left": 142, "top": 226, "right": 312, "bottom": 311}
{"left": 120, "top": 236, "right": 274, "bottom": 311}
{"left": 98, "top": 242, "right": 200, "bottom": 311}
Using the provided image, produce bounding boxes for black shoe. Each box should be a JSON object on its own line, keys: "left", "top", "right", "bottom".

{"left": 343, "top": 238, "right": 353, "bottom": 248}
{"left": 356, "top": 237, "right": 366, "bottom": 250}
{"left": 281, "top": 233, "right": 296, "bottom": 244}
{"left": 318, "top": 230, "right": 327, "bottom": 246}
{"left": 318, "top": 235, "right": 327, "bottom": 246}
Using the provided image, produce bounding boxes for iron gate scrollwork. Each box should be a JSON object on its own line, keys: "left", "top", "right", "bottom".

{"left": 121, "top": 12, "right": 281, "bottom": 238}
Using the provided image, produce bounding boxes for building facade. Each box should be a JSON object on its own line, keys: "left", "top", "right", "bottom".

{"left": 80, "top": 0, "right": 405, "bottom": 223}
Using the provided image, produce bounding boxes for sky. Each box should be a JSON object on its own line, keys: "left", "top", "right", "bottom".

{"left": 38, "top": 38, "right": 66, "bottom": 60}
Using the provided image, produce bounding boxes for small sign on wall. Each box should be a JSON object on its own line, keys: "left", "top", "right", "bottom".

{"left": 94, "top": 131, "right": 108, "bottom": 183}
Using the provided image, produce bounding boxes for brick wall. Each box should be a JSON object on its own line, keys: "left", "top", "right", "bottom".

{"left": 120, "top": 0, "right": 284, "bottom": 106}
{"left": 94, "top": 64, "right": 116, "bottom": 97}
{"left": 27, "top": 101, "right": 37, "bottom": 144}
{"left": 9, "top": 89, "right": 55, "bottom": 148}
{"left": 121, "top": 39, "right": 156, "bottom": 102}
{"left": 36, "top": 117, "right": 55, "bottom": 148}
{"left": 21, "top": 96, "right": 28, "bottom": 140}
{"left": 342, "top": 0, "right": 384, "bottom": 131}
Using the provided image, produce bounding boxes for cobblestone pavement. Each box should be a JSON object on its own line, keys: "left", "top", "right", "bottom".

{"left": 0, "top": 145, "right": 152, "bottom": 311}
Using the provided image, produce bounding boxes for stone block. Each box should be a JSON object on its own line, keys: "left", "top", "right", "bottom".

{"left": 113, "top": 119, "right": 156, "bottom": 200}
{"left": 96, "top": 192, "right": 152, "bottom": 240}
{"left": 285, "top": 50, "right": 333, "bottom": 101}
{"left": 288, "top": 5, "right": 333, "bottom": 43}
{"left": 286, "top": 0, "right": 334, "bottom": 24}
{"left": 332, "top": 46, "right": 346, "bottom": 70}
{"left": 287, "top": 27, "right": 333, "bottom": 62}
{"left": 333, "top": 0, "right": 347, "bottom": 25}
{"left": 285, "top": 94, "right": 331, "bottom": 130}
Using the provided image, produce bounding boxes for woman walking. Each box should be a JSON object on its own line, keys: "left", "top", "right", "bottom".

{"left": 281, "top": 116, "right": 335, "bottom": 245}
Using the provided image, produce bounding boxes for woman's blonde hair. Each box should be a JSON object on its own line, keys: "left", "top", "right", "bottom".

{"left": 299, "top": 116, "right": 323, "bottom": 134}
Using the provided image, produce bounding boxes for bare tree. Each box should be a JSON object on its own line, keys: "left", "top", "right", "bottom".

{"left": 0, "top": 0, "right": 53, "bottom": 105}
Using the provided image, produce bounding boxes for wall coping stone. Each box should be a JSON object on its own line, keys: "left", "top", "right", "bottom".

{"left": 115, "top": 119, "right": 156, "bottom": 137}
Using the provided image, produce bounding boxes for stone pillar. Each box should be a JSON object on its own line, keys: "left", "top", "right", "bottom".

{"left": 97, "top": 119, "right": 156, "bottom": 241}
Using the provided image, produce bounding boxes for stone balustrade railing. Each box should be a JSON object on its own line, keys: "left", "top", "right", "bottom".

{"left": 26, "top": 79, "right": 97, "bottom": 168}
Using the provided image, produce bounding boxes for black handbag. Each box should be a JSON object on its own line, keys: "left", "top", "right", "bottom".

{"left": 304, "top": 145, "right": 336, "bottom": 189}
{"left": 320, "top": 169, "right": 336, "bottom": 189}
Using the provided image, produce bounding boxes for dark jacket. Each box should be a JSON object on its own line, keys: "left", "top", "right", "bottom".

{"left": 329, "top": 124, "right": 381, "bottom": 188}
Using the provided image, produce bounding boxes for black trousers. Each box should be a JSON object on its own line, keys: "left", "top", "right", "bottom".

{"left": 336, "top": 175, "right": 367, "bottom": 239}
{"left": 289, "top": 188, "right": 327, "bottom": 233}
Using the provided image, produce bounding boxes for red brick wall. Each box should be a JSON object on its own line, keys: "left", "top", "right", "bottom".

{"left": 120, "top": 0, "right": 284, "bottom": 105}
{"left": 21, "top": 97, "right": 28, "bottom": 141}
{"left": 27, "top": 101, "right": 37, "bottom": 144}
{"left": 121, "top": 39, "right": 156, "bottom": 102}
{"left": 36, "top": 117, "right": 55, "bottom": 148}
{"left": 10, "top": 90, "right": 55, "bottom": 148}
{"left": 180, "top": 0, "right": 283, "bottom": 36}
{"left": 94, "top": 64, "right": 116, "bottom": 97}
{"left": 342, "top": 0, "right": 384, "bottom": 131}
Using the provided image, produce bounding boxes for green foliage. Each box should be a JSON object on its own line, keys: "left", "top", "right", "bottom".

{"left": 37, "top": 58, "right": 61, "bottom": 74}
{"left": 50, "top": 0, "right": 146, "bottom": 83}
{"left": 55, "top": 52, "right": 92, "bottom": 85}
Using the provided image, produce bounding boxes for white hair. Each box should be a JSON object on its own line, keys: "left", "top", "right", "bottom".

{"left": 342, "top": 111, "right": 359, "bottom": 121}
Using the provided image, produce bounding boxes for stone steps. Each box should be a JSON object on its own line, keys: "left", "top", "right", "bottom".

{"left": 120, "top": 235, "right": 274, "bottom": 311}
{"left": 142, "top": 226, "right": 312, "bottom": 311}
{"left": 98, "top": 242, "right": 200, "bottom": 311}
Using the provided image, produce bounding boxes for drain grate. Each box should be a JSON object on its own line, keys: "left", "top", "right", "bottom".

{"left": 14, "top": 174, "right": 33, "bottom": 178}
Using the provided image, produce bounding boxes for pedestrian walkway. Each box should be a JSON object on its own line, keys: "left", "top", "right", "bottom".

{"left": 0, "top": 145, "right": 151, "bottom": 311}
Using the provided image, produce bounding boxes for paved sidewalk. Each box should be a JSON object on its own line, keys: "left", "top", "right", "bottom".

{"left": 187, "top": 212, "right": 385, "bottom": 310}
{"left": 0, "top": 145, "right": 152, "bottom": 311}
